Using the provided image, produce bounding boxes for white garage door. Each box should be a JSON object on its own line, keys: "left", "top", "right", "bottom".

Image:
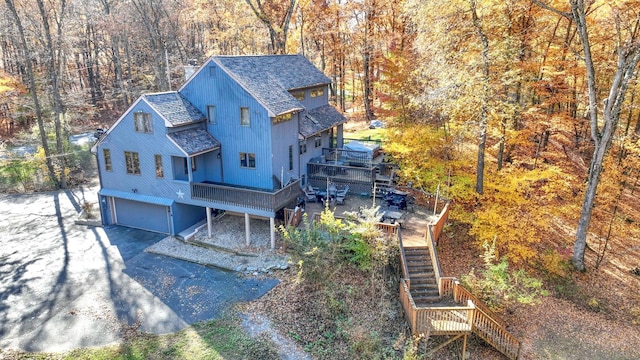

{"left": 114, "top": 198, "right": 170, "bottom": 234}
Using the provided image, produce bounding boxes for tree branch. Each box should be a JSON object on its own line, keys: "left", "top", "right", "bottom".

{"left": 532, "top": 0, "right": 572, "bottom": 19}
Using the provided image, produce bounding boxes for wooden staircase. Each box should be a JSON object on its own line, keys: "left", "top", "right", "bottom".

{"left": 399, "top": 225, "right": 521, "bottom": 359}
{"left": 404, "top": 246, "right": 440, "bottom": 305}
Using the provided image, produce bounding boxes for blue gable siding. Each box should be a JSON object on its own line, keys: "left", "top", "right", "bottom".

{"left": 180, "top": 62, "right": 274, "bottom": 190}
{"left": 97, "top": 100, "right": 193, "bottom": 202}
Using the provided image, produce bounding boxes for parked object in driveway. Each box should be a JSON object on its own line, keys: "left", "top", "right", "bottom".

{"left": 69, "top": 132, "right": 97, "bottom": 146}
{"left": 369, "top": 120, "right": 385, "bottom": 129}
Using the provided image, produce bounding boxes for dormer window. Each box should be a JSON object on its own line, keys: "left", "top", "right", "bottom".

{"left": 273, "top": 112, "right": 292, "bottom": 124}
{"left": 311, "top": 88, "right": 324, "bottom": 98}
{"left": 292, "top": 91, "right": 305, "bottom": 101}
{"left": 134, "top": 112, "right": 152, "bottom": 133}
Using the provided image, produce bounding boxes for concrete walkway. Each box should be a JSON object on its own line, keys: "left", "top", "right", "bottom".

{"left": 0, "top": 187, "right": 278, "bottom": 353}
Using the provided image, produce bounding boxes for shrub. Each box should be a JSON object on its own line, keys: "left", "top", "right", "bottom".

{"left": 461, "top": 238, "right": 548, "bottom": 311}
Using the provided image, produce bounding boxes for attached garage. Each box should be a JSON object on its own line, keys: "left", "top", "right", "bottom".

{"left": 99, "top": 189, "right": 174, "bottom": 234}
{"left": 114, "top": 198, "right": 170, "bottom": 233}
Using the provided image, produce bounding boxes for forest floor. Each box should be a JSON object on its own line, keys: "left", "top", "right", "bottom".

{"left": 245, "top": 213, "right": 640, "bottom": 360}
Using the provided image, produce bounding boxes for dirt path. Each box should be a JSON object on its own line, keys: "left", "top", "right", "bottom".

{"left": 240, "top": 312, "right": 312, "bottom": 360}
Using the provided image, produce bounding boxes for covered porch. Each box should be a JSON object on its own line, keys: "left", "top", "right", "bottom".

{"left": 190, "top": 179, "right": 302, "bottom": 249}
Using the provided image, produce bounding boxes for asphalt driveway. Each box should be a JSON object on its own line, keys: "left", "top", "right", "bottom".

{"left": 0, "top": 186, "right": 279, "bottom": 353}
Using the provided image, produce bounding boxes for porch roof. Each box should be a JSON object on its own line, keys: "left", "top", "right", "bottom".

{"left": 300, "top": 104, "right": 347, "bottom": 138}
{"left": 143, "top": 92, "right": 205, "bottom": 126}
{"left": 167, "top": 127, "right": 221, "bottom": 156}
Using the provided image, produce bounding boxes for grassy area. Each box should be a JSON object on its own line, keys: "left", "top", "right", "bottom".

{"left": 2, "top": 314, "right": 279, "bottom": 360}
{"left": 343, "top": 128, "right": 386, "bottom": 142}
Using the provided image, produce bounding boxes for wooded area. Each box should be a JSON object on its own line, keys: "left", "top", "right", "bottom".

{"left": 0, "top": 0, "right": 639, "bottom": 276}
{"left": 1, "top": 1, "right": 640, "bottom": 358}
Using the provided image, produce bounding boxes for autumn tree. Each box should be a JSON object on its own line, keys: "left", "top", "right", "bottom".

{"left": 535, "top": 0, "right": 640, "bottom": 271}
{"left": 244, "top": 0, "right": 297, "bottom": 54}
{"left": 3, "top": 0, "right": 59, "bottom": 186}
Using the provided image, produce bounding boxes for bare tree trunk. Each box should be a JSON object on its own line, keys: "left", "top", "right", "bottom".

{"left": 363, "top": 0, "right": 375, "bottom": 121}
{"left": 36, "top": 0, "right": 68, "bottom": 189}
{"left": 471, "top": 0, "right": 490, "bottom": 194}
{"left": 245, "top": 0, "right": 297, "bottom": 54}
{"left": 567, "top": 0, "right": 640, "bottom": 271}
{"left": 4, "top": 0, "right": 58, "bottom": 187}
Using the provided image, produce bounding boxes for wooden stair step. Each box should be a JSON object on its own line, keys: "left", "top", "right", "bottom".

{"left": 412, "top": 295, "right": 442, "bottom": 305}
{"left": 408, "top": 267, "right": 432, "bottom": 272}
{"left": 404, "top": 252, "right": 429, "bottom": 258}
{"left": 410, "top": 277, "right": 437, "bottom": 285}
{"left": 411, "top": 283, "right": 438, "bottom": 290}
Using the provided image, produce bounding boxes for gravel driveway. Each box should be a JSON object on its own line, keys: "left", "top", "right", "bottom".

{"left": 0, "top": 186, "right": 278, "bottom": 353}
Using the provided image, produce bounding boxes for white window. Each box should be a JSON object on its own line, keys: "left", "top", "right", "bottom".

{"left": 103, "top": 149, "right": 112, "bottom": 171}
{"left": 207, "top": 105, "right": 217, "bottom": 124}
{"left": 240, "top": 152, "right": 256, "bottom": 168}
{"left": 240, "top": 107, "right": 250, "bottom": 127}
{"left": 134, "top": 112, "right": 152, "bottom": 133}
{"left": 124, "top": 151, "right": 140, "bottom": 175}
{"left": 314, "top": 136, "right": 322, "bottom": 148}
{"left": 155, "top": 155, "right": 163, "bottom": 178}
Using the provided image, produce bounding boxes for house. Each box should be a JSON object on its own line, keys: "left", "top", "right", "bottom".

{"left": 92, "top": 55, "right": 346, "bottom": 247}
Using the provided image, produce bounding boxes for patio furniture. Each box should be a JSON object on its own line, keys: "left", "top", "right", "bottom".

{"left": 303, "top": 186, "right": 317, "bottom": 203}
{"left": 381, "top": 210, "right": 403, "bottom": 224}
{"left": 335, "top": 185, "right": 349, "bottom": 205}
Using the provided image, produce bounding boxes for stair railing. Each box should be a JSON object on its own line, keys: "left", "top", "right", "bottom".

{"left": 398, "top": 229, "right": 411, "bottom": 289}
{"left": 451, "top": 280, "right": 507, "bottom": 328}
{"left": 426, "top": 225, "right": 443, "bottom": 298}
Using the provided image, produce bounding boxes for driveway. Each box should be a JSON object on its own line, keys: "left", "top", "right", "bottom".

{"left": 0, "top": 186, "right": 279, "bottom": 353}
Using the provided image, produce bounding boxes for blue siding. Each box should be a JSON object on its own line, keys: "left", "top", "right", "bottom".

{"left": 97, "top": 100, "right": 197, "bottom": 207}
{"left": 173, "top": 203, "right": 206, "bottom": 233}
{"left": 271, "top": 113, "right": 299, "bottom": 186}
{"left": 181, "top": 63, "right": 274, "bottom": 190}
{"left": 96, "top": 57, "right": 341, "bottom": 228}
{"left": 304, "top": 85, "right": 329, "bottom": 109}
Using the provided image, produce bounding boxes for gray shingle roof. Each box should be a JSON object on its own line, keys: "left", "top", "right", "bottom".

{"left": 212, "top": 55, "right": 330, "bottom": 116}
{"left": 300, "top": 105, "right": 347, "bottom": 138}
{"left": 143, "top": 92, "right": 205, "bottom": 126}
{"left": 168, "top": 127, "right": 221, "bottom": 156}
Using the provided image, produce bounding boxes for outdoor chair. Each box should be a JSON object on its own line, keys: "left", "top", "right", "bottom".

{"left": 335, "top": 185, "right": 349, "bottom": 205}
{"left": 303, "top": 187, "right": 317, "bottom": 203}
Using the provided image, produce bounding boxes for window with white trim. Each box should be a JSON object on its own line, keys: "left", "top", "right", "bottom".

{"left": 103, "top": 149, "right": 112, "bottom": 171}
{"left": 207, "top": 105, "right": 217, "bottom": 124}
{"left": 124, "top": 151, "right": 140, "bottom": 175}
{"left": 155, "top": 155, "right": 164, "bottom": 178}
{"left": 240, "top": 107, "right": 250, "bottom": 127}
{"left": 240, "top": 152, "right": 256, "bottom": 168}
{"left": 134, "top": 112, "right": 152, "bottom": 133}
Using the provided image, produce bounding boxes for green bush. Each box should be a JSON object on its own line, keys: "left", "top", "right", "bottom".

{"left": 461, "top": 238, "right": 547, "bottom": 310}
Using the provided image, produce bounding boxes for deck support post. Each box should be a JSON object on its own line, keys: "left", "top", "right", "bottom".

{"left": 461, "top": 334, "right": 468, "bottom": 360}
{"left": 428, "top": 334, "right": 463, "bottom": 356}
{"left": 206, "top": 207, "right": 212, "bottom": 238}
{"left": 270, "top": 217, "right": 275, "bottom": 249}
{"left": 245, "top": 213, "right": 250, "bottom": 246}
